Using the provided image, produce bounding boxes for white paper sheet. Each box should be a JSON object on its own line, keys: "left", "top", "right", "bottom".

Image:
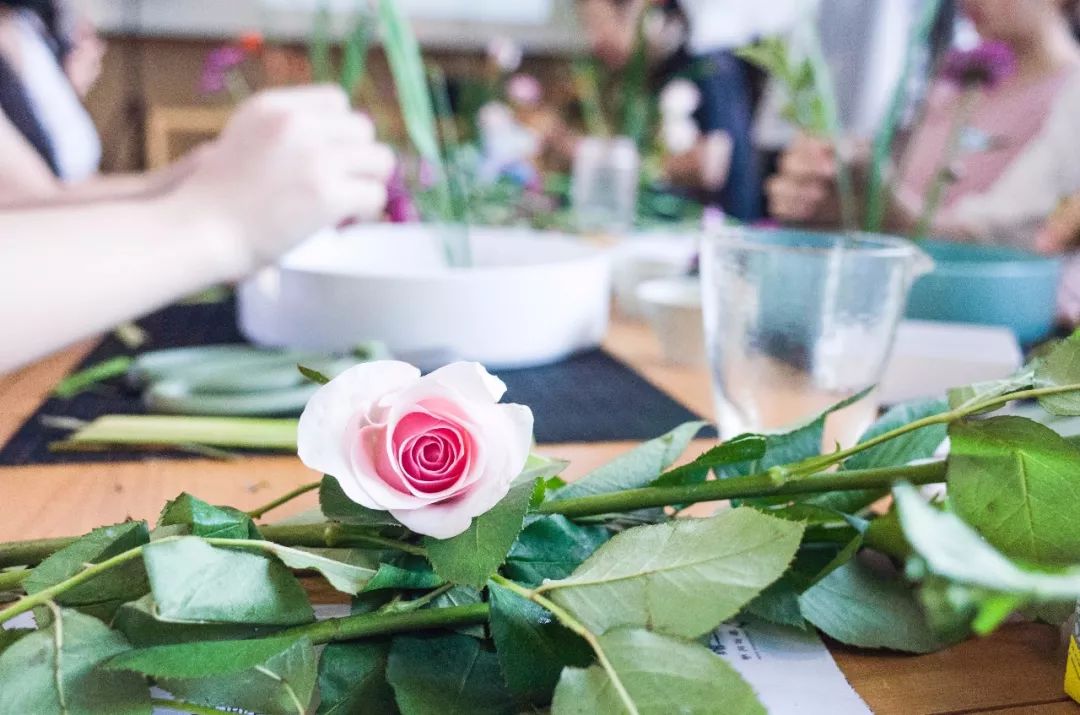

{"left": 710, "top": 619, "right": 871, "bottom": 714}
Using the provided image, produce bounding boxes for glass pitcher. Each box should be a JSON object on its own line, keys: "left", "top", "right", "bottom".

{"left": 700, "top": 228, "right": 933, "bottom": 448}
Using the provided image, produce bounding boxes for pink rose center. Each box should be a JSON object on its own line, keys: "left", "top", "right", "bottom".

{"left": 392, "top": 412, "right": 469, "bottom": 494}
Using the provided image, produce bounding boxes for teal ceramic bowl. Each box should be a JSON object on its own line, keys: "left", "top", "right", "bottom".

{"left": 905, "top": 240, "right": 1062, "bottom": 345}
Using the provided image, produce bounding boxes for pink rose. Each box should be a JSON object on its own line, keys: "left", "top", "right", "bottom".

{"left": 297, "top": 361, "right": 534, "bottom": 539}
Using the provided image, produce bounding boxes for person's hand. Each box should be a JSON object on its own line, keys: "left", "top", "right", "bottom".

{"left": 1036, "top": 192, "right": 1080, "bottom": 254}
{"left": 765, "top": 134, "right": 839, "bottom": 224}
{"left": 171, "top": 85, "right": 395, "bottom": 277}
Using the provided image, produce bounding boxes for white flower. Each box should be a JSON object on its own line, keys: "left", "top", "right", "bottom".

{"left": 662, "top": 116, "right": 701, "bottom": 154}
{"left": 487, "top": 36, "right": 523, "bottom": 73}
{"left": 659, "top": 79, "right": 702, "bottom": 118}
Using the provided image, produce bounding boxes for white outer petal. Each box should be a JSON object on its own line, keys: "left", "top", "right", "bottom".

{"left": 424, "top": 362, "right": 508, "bottom": 402}
{"left": 296, "top": 360, "right": 421, "bottom": 482}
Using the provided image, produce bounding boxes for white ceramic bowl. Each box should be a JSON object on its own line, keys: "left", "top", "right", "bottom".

{"left": 611, "top": 232, "right": 699, "bottom": 319}
{"left": 636, "top": 277, "right": 706, "bottom": 367}
{"left": 237, "top": 224, "right": 612, "bottom": 369}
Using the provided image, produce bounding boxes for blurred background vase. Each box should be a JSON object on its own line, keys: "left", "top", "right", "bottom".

{"left": 701, "top": 228, "right": 933, "bottom": 448}
{"left": 571, "top": 136, "right": 640, "bottom": 234}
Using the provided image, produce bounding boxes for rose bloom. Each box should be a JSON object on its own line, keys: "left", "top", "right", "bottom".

{"left": 297, "top": 361, "right": 534, "bottom": 539}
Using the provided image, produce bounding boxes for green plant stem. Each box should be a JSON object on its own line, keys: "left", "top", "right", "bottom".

{"left": 279, "top": 603, "right": 490, "bottom": 645}
{"left": 0, "top": 546, "right": 145, "bottom": 624}
{"left": 791, "top": 383, "right": 1080, "bottom": 476}
{"left": 865, "top": 0, "right": 945, "bottom": 232}
{"left": 0, "top": 569, "right": 28, "bottom": 592}
{"left": 491, "top": 574, "right": 639, "bottom": 715}
{"left": 0, "top": 522, "right": 423, "bottom": 570}
{"left": 150, "top": 698, "right": 232, "bottom": 715}
{"left": 541, "top": 460, "right": 945, "bottom": 519}
{"left": 259, "top": 523, "right": 426, "bottom": 556}
{"left": 913, "top": 87, "right": 978, "bottom": 239}
{"left": 247, "top": 481, "right": 321, "bottom": 520}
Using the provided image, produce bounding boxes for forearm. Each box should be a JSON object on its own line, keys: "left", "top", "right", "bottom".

{"left": 0, "top": 195, "right": 243, "bottom": 373}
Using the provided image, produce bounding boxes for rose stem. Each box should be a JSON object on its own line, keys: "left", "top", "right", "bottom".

{"left": 246, "top": 481, "right": 321, "bottom": 519}
{"left": 0, "top": 461, "right": 942, "bottom": 570}
{"left": 278, "top": 603, "right": 490, "bottom": 645}
{"left": 539, "top": 460, "right": 946, "bottom": 519}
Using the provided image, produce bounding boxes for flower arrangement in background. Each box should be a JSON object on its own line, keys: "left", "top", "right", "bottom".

{"left": 912, "top": 40, "right": 1017, "bottom": 238}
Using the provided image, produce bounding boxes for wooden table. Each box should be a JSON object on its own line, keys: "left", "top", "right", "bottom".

{"left": 0, "top": 321, "right": 1073, "bottom": 715}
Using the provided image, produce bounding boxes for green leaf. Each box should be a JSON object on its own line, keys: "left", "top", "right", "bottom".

{"left": 717, "top": 388, "right": 875, "bottom": 485}
{"left": 0, "top": 608, "right": 151, "bottom": 715}
{"left": 320, "top": 476, "right": 402, "bottom": 528}
{"left": 895, "top": 483, "right": 1080, "bottom": 601}
{"left": 386, "top": 634, "right": 516, "bottom": 715}
{"left": 515, "top": 454, "right": 570, "bottom": 487}
{"left": 651, "top": 434, "right": 767, "bottom": 488}
{"left": 105, "top": 635, "right": 303, "bottom": 678}
{"left": 378, "top": 0, "right": 440, "bottom": 163}
{"left": 947, "top": 364, "right": 1035, "bottom": 410}
{"left": 129, "top": 637, "right": 317, "bottom": 715}
{"left": 504, "top": 515, "right": 610, "bottom": 587}
{"left": 317, "top": 640, "right": 396, "bottom": 715}
{"left": 114, "top": 594, "right": 277, "bottom": 647}
{"left": 799, "top": 559, "right": 948, "bottom": 653}
{"left": 552, "top": 421, "right": 707, "bottom": 501}
{"left": 339, "top": 17, "right": 372, "bottom": 97}
{"left": 551, "top": 628, "right": 764, "bottom": 715}
{"left": 1035, "top": 331, "right": 1080, "bottom": 414}
{"left": 158, "top": 493, "right": 260, "bottom": 540}
{"left": 0, "top": 627, "right": 31, "bottom": 654}
{"left": 424, "top": 479, "right": 536, "bottom": 588}
{"left": 24, "top": 521, "right": 150, "bottom": 622}
{"left": 363, "top": 563, "right": 444, "bottom": 592}
{"left": 257, "top": 542, "right": 376, "bottom": 595}
{"left": 845, "top": 399, "right": 948, "bottom": 471}
{"left": 297, "top": 364, "right": 332, "bottom": 386}
{"left": 53, "top": 356, "right": 133, "bottom": 398}
{"left": 744, "top": 576, "right": 807, "bottom": 629}
{"left": 144, "top": 537, "right": 313, "bottom": 625}
{"left": 947, "top": 416, "right": 1080, "bottom": 564}
{"left": 488, "top": 582, "right": 592, "bottom": 704}
{"left": 545, "top": 508, "right": 804, "bottom": 638}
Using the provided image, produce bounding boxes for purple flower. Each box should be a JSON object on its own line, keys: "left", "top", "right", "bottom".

{"left": 385, "top": 165, "right": 419, "bottom": 223}
{"left": 200, "top": 45, "right": 248, "bottom": 95}
{"left": 941, "top": 41, "right": 1017, "bottom": 90}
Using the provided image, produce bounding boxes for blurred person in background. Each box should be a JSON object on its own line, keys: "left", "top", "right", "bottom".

{"left": 768, "top": 0, "right": 1080, "bottom": 244}
{"left": 0, "top": 0, "right": 201, "bottom": 205}
{"left": 0, "top": 85, "right": 394, "bottom": 373}
{"left": 580, "top": 0, "right": 807, "bottom": 222}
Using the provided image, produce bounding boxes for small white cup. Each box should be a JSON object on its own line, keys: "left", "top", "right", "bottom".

{"left": 637, "top": 277, "right": 706, "bottom": 367}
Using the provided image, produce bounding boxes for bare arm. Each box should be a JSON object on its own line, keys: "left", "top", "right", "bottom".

{"left": 0, "top": 194, "right": 240, "bottom": 371}
{"left": 0, "top": 86, "right": 394, "bottom": 374}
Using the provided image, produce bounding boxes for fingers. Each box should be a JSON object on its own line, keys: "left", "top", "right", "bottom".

{"left": 321, "top": 112, "right": 378, "bottom": 146}
{"left": 332, "top": 142, "right": 397, "bottom": 183}
{"left": 325, "top": 178, "right": 389, "bottom": 223}
{"left": 779, "top": 140, "right": 836, "bottom": 181}
{"left": 766, "top": 175, "right": 827, "bottom": 222}
{"left": 255, "top": 84, "right": 351, "bottom": 115}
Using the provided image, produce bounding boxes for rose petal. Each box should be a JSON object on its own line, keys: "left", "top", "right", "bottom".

{"left": 298, "top": 361, "right": 421, "bottom": 485}
{"left": 425, "top": 362, "right": 508, "bottom": 403}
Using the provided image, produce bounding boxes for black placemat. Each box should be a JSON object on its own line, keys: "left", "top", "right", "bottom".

{"left": 0, "top": 298, "right": 712, "bottom": 465}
